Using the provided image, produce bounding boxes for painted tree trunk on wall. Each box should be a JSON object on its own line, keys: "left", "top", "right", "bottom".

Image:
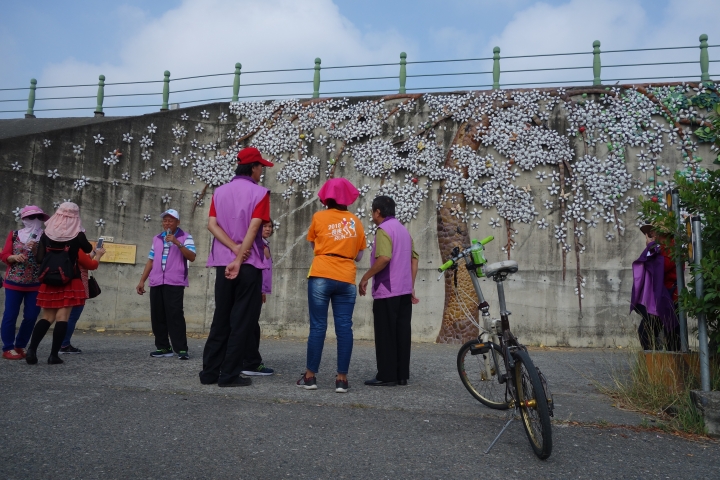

{"left": 436, "top": 119, "right": 485, "bottom": 344}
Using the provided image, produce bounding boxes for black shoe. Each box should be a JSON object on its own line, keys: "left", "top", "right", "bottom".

{"left": 25, "top": 348, "right": 38, "bottom": 365}
{"left": 218, "top": 377, "right": 252, "bottom": 387}
{"left": 241, "top": 364, "right": 274, "bottom": 376}
{"left": 59, "top": 345, "right": 82, "bottom": 354}
{"left": 199, "top": 371, "right": 218, "bottom": 385}
{"left": 47, "top": 354, "right": 64, "bottom": 365}
{"left": 150, "top": 348, "right": 174, "bottom": 358}
{"left": 296, "top": 373, "right": 317, "bottom": 390}
{"left": 335, "top": 378, "right": 350, "bottom": 393}
{"left": 364, "top": 377, "right": 397, "bottom": 387}
{"left": 178, "top": 351, "right": 189, "bottom": 360}
{"left": 398, "top": 379, "right": 408, "bottom": 386}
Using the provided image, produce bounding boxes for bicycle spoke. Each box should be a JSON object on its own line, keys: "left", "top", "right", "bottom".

{"left": 513, "top": 350, "right": 553, "bottom": 459}
{"left": 457, "top": 341, "right": 510, "bottom": 410}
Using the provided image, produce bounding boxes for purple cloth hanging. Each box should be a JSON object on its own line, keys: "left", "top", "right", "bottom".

{"left": 630, "top": 241, "right": 678, "bottom": 330}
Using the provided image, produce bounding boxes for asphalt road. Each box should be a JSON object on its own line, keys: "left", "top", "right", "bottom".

{"left": 1, "top": 333, "right": 717, "bottom": 479}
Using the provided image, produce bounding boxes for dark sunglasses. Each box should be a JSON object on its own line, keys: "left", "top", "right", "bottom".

{"left": 23, "top": 214, "right": 43, "bottom": 220}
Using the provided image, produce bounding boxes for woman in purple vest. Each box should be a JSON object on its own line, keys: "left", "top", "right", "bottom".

{"left": 260, "top": 219, "right": 274, "bottom": 304}
{"left": 241, "top": 219, "right": 274, "bottom": 376}
{"left": 359, "top": 195, "right": 419, "bottom": 387}
{"left": 136, "top": 209, "right": 196, "bottom": 360}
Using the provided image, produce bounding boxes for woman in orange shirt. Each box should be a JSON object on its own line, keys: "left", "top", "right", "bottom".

{"left": 296, "top": 179, "right": 365, "bottom": 393}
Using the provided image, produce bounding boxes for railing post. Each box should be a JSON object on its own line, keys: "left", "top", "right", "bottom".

{"left": 699, "top": 34, "right": 710, "bottom": 82}
{"left": 399, "top": 52, "right": 407, "bottom": 94}
{"left": 668, "top": 189, "right": 689, "bottom": 353}
{"left": 592, "top": 40, "right": 602, "bottom": 86}
{"left": 232, "top": 62, "right": 242, "bottom": 102}
{"left": 313, "top": 58, "right": 321, "bottom": 98}
{"left": 691, "top": 215, "right": 711, "bottom": 391}
{"left": 492, "top": 47, "right": 501, "bottom": 90}
{"left": 94, "top": 75, "right": 105, "bottom": 117}
{"left": 161, "top": 70, "right": 170, "bottom": 111}
{"left": 25, "top": 78, "right": 37, "bottom": 118}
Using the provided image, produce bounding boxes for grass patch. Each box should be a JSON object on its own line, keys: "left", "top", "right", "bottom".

{"left": 599, "top": 350, "right": 719, "bottom": 436}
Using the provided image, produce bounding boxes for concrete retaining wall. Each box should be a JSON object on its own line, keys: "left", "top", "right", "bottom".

{"left": 0, "top": 88, "right": 713, "bottom": 346}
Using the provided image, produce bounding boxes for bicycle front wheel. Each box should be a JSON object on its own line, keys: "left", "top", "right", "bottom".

{"left": 457, "top": 340, "right": 510, "bottom": 410}
{"left": 513, "top": 350, "right": 552, "bottom": 460}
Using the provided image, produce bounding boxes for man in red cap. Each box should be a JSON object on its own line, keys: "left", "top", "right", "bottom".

{"left": 200, "top": 147, "right": 274, "bottom": 387}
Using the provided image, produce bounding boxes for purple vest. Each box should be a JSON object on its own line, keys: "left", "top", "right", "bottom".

{"left": 148, "top": 228, "right": 189, "bottom": 287}
{"left": 207, "top": 176, "right": 269, "bottom": 270}
{"left": 262, "top": 242, "right": 272, "bottom": 294}
{"left": 371, "top": 217, "right": 413, "bottom": 299}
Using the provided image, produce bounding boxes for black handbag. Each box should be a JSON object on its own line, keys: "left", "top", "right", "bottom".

{"left": 88, "top": 275, "right": 101, "bottom": 299}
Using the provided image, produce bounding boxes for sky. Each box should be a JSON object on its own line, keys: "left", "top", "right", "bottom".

{"left": 0, "top": 0, "right": 717, "bottom": 118}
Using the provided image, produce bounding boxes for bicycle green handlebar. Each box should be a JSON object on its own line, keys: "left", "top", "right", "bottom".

{"left": 437, "top": 236, "right": 493, "bottom": 273}
{"left": 480, "top": 235, "right": 494, "bottom": 245}
{"left": 438, "top": 259, "right": 455, "bottom": 272}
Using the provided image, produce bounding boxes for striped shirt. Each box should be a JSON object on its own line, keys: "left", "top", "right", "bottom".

{"left": 148, "top": 230, "right": 196, "bottom": 270}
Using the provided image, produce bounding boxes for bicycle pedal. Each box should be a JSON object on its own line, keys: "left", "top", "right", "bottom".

{"left": 470, "top": 342, "right": 491, "bottom": 355}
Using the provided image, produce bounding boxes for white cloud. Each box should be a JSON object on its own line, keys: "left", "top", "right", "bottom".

{"left": 488, "top": 0, "right": 647, "bottom": 55}
{"left": 38, "top": 0, "right": 412, "bottom": 113}
{"left": 482, "top": 0, "right": 719, "bottom": 87}
{"left": 642, "top": 0, "right": 719, "bottom": 47}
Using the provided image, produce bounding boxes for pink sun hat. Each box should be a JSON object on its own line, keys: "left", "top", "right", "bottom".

{"left": 20, "top": 205, "right": 50, "bottom": 221}
{"left": 317, "top": 178, "right": 360, "bottom": 206}
{"left": 44, "top": 202, "right": 85, "bottom": 242}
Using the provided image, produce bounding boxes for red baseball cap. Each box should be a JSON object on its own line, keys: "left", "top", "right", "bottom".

{"left": 237, "top": 147, "right": 274, "bottom": 167}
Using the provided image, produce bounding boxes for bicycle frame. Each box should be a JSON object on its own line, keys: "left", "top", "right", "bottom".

{"left": 459, "top": 254, "right": 523, "bottom": 406}
{"left": 442, "top": 243, "right": 553, "bottom": 459}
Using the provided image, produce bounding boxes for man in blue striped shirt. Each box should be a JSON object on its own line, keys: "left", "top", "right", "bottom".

{"left": 137, "top": 209, "right": 196, "bottom": 359}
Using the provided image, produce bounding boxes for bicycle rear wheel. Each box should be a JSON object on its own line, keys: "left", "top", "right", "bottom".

{"left": 457, "top": 339, "right": 510, "bottom": 410}
{"left": 513, "top": 350, "right": 552, "bottom": 459}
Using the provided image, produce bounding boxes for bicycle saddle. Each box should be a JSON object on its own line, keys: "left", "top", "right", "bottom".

{"left": 483, "top": 260, "right": 519, "bottom": 277}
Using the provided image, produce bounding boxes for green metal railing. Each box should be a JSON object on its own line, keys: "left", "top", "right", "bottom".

{"left": 1, "top": 35, "right": 717, "bottom": 118}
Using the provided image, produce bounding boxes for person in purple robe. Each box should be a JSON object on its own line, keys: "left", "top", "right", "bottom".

{"left": 630, "top": 224, "right": 680, "bottom": 350}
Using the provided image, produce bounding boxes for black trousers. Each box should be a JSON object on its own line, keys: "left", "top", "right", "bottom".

{"left": 372, "top": 294, "right": 412, "bottom": 382}
{"left": 242, "top": 317, "right": 263, "bottom": 371}
{"left": 201, "top": 265, "right": 262, "bottom": 384}
{"left": 635, "top": 304, "right": 681, "bottom": 351}
{"left": 149, "top": 285, "right": 188, "bottom": 353}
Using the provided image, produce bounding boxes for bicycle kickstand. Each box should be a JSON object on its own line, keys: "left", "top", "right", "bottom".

{"left": 484, "top": 412, "right": 516, "bottom": 455}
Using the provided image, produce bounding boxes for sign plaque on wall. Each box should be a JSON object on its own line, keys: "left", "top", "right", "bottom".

{"left": 90, "top": 242, "right": 137, "bottom": 265}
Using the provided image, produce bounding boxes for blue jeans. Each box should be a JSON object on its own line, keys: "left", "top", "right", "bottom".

{"left": 62, "top": 305, "right": 84, "bottom": 348}
{"left": 306, "top": 277, "right": 356, "bottom": 375}
{"left": 1, "top": 289, "right": 41, "bottom": 351}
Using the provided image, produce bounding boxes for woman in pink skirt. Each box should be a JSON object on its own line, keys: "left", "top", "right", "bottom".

{"left": 26, "top": 202, "right": 92, "bottom": 365}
